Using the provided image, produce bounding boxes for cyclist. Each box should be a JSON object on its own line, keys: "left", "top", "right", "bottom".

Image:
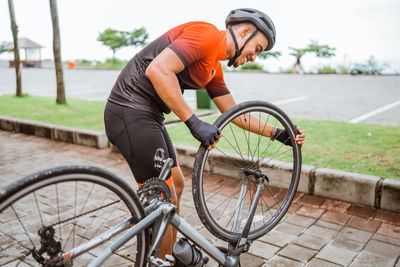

{"left": 104, "top": 7, "right": 306, "bottom": 261}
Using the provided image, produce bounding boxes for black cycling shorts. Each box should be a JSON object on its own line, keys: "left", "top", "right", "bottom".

{"left": 104, "top": 101, "right": 177, "bottom": 184}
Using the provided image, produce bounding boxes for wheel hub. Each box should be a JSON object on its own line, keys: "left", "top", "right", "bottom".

{"left": 241, "top": 167, "right": 269, "bottom": 182}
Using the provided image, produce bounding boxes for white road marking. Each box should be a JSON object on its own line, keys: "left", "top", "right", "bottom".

{"left": 349, "top": 100, "right": 400, "bottom": 123}
{"left": 273, "top": 96, "right": 308, "bottom": 105}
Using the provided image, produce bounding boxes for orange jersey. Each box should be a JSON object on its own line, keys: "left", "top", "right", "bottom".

{"left": 109, "top": 21, "right": 230, "bottom": 115}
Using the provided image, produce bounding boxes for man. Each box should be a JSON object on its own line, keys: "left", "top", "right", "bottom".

{"left": 104, "top": 8, "right": 306, "bottom": 261}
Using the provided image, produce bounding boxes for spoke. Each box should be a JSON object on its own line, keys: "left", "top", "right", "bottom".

{"left": 73, "top": 181, "right": 78, "bottom": 248}
{"left": 225, "top": 186, "right": 249, "bottom": 229}
{"left": 264, "top": 145, "right": 292, "bottom": 168}
{"left": 202, "top": 176, "right": 241, "bottom": 190}
{"left": 256, "top": 120, "right": 277, "bottom": 166}
{"left": 253, "top": 112, "right": 270, "bottom": 168}
{"left": 33, "top": 192, "right": 44, "bottom": 226}
{"left": 220, "top": 134, "right": 247, "bottom": 163}
{"left": 10, "top": 205, "right": 35, "bottom": 249}
{"left": 259, "top": 194, "right": 275, "bottom": 219}
{"left": 205, "top": 157, "right": 245, "bottom": 172}
{"left": 55, "top": 183, "right": 62, "bottom": 242}
{"left": 213, "top": 147, "right": 244, "bottom": 169}
{"left": 228, "top": 122, "right": 245, "bottom": 162}
{"left": 216, "top": 185, "right": 243, "bottom": 222}
{"left": 238, "top": 115, "right": 252, "bottom": 162}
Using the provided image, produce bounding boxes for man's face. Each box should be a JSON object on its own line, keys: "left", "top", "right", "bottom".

{"left": 233, "top": 32, "right": 268, "bottom": 68}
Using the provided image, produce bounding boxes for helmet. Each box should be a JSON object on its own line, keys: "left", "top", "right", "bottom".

{"left": 225, "top": 8, "right": 276, "bottom": 51}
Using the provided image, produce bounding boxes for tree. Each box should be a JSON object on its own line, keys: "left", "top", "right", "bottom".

{"left": 0, "top": 41, "right": 10, "bottom": 54}
{"left": 8, "top": 0, "right": 22, "bottom": 96}
{"left": 49, "top": 0, "right": 66, "bottom": 104}
{"left": 289, "top": 40, "right": 336, "bottom": 73}
{"left": 306, "top": 40, "right": 336, "bottom": 58}
{"left": 259, "top": 51, "right": 281, "bottom": 60}
{"left": 97, "top": 27, "right": 148, "bottom": 64}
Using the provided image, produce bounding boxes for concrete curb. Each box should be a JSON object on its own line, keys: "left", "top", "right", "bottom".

{"left": 0, "top": 115, "right": 399, "bottom": 213}
{"left": 0, "top": 115, "right": 108, "bottom": 148}
{"left": 173, "top": 144, "right": 400, "bottom": 213}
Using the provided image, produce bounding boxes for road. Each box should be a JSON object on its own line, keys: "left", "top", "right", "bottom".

{"left": 1, "top": 66, "right": 399, "bottom": 126}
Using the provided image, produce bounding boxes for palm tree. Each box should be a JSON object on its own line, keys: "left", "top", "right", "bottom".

{"left": 8, "top": 0, "right": 22, "bottom": 96}
{"left": 49, "top": 0, "right": 66, "bottom": 104}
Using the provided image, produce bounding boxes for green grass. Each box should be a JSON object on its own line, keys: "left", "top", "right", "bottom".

{"left": 0, "top": 95, "right": 192, "bottom": 131}
{"left": 167, "top": 116, "right": 400, "bottom": 180}
{"left": 0, "top": 95, "right": 107, "bottom": 131}
{"left": 1, "top": 95, "right": 399, "bottom": 179}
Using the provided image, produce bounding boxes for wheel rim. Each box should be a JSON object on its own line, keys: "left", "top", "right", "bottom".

{"left": 0, "top": 170, "right": 146, "bottom": 266}
{"left": 195, "top": 103, "right": 301, "bottom": 242}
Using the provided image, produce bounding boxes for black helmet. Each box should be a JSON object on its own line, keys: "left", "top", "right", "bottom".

{"left": 226, "top": 8, "right": 276, "bottom": 51}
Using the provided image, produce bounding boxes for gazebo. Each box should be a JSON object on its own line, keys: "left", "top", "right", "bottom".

{"left": 6, "top": 37, "right": 44, "bottom": 67}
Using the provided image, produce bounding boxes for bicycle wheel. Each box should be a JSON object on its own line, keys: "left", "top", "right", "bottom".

{"left": 0, "top": 165, "right": 148, "bottom": 266}
{"left": 192, "top": 101, "right": 302, "bottom": 243}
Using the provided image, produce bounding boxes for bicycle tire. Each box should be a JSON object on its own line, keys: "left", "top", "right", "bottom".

{"left": 192, "top": 101, "right": 302, "bottom": 243}
{"left": 0, "top": 165, "right": 149, "bottom": 266}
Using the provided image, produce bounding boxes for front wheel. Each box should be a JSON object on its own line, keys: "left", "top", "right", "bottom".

{"left": 192, "top": 101, "right": 302, "bottom": 243}
{"left": 0, "top": 165, "right": 148, "bottom": 266}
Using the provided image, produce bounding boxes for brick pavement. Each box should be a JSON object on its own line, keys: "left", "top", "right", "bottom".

{"left": 1, "top": 130, "right": 399, "bottom": 267}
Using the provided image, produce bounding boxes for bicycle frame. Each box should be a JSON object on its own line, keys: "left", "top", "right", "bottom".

{"left": 64, "top": 178, "right": 266, "bottom": 267}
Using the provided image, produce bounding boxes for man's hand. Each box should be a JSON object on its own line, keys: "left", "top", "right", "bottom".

{"left": 272, "top": 125, "right": 305, "bottom": 147}
{"left": 185, "top": 114, "right": 221, "bottom": 150}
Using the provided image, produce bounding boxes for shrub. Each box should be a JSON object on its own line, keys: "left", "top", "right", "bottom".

{"left": 240, "top": 62, "right": 264, "bottom": 71}
{"left": 318, "top": 65, "right": 336, "bottom": 74}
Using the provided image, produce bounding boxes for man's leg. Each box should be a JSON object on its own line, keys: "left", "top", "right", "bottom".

{"left": 157, "top": 166, "right": 185, "bottom": 258}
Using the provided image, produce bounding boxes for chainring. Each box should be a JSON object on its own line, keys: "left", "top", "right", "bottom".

{"left": 137, "top": 178, "right": 172, "bottom": 204}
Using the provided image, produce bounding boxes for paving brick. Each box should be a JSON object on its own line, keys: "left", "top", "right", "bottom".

{"left": 350, "top": 250, "right": 397, "bottom": 267}
{"left": 374, "top": 209, "right": 400, "bottom": 226}
{"left": 278, "top": 244, "right": 317, "bottom": 263}
{"left": 331, "top": 235, "right": 367, "bottom": 252}
{"left": 304, "top": 225, "right": 339, "bottom": 242}
{"left": 364, "top": 239, "right": 400, "bottom": 258}
{"left": 296, "top": 205, "right": 325, "bottom": 219}
{"left": 320, "top": 210, "right": 353, "bottom": 225}
{"left": 321, "top": 199, "right": 352, "bottom": 213}
{"left": 373, "top": 233, "right": 400, "bottom": 246}
{"left": 274, "top": 222, "right": 305, "bottom": 236}
{"left": 316, "top": 244, "right": 357, "bottom": 266}
{"left": 315, "top": 220, "right": 344, "bottom": 231}
{"left": 297, "top": 194, "right": 325, "bottom": 207}
{"left": 262, "top": 255, "right": 303, "bottom": 267}
{"left": 285, "top": 214, "right": 316, "bottom": 228}
{"left": 258, "top": 229, "right": 297, "bottom": 247}
{"left": 305, "top": 258, "right": 342, "bottom": 267}
{"left": 347, "top": 216, "right": 381, "bottom": 233}
{"left": 239, "top": 253, "right": 265, "bottom": 267}
{"left": 248, "top": 240, "right": 280, "bottom": 260}
{"left": 377, "top": 223, "right": 400, "bottom": 240}
{"left": 337, "top": 227, "right": 374, "bottom": 243}
{"left": 292, "top": 233, "right": 329, "bottom": 250}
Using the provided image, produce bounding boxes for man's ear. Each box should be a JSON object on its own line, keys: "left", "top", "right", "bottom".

{"left": 238, "top": 24, "right": 253, "bottom": 39}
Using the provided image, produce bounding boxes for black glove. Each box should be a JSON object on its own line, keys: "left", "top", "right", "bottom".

{"left": 272, "top": 125, "right": 299, "bottom": 147}
{"left": 185, "top": 114, "right": 221, "bottom": 147}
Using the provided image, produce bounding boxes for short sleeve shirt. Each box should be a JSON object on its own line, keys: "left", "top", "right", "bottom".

{"left": 108, "top": 21, "right": 230, "bottom": 115}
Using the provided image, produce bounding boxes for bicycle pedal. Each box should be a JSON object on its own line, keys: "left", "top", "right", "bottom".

{"left": 149, "top": 255, "right": 175, "bottom": 267}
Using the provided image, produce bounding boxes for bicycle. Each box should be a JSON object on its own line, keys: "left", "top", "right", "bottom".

{"left": 0, "top": 100, "right": 302, "bottom": 266}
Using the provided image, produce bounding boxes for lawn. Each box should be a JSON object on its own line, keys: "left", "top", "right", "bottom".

{"left": 1, "top": 94, "right": 399, "bottom": 179}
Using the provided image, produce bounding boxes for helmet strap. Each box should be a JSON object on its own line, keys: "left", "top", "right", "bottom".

{"left": 227, "top": 26, "right": 259, "bottom": 67}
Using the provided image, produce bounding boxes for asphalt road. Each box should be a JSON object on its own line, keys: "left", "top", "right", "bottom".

{"left": 1, "top": 66, "right": 399, "bottom": 126}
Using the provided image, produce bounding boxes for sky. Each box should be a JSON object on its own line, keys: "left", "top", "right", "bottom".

{"left": 1, "top": 0, "right": 400, "bottom": 73}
